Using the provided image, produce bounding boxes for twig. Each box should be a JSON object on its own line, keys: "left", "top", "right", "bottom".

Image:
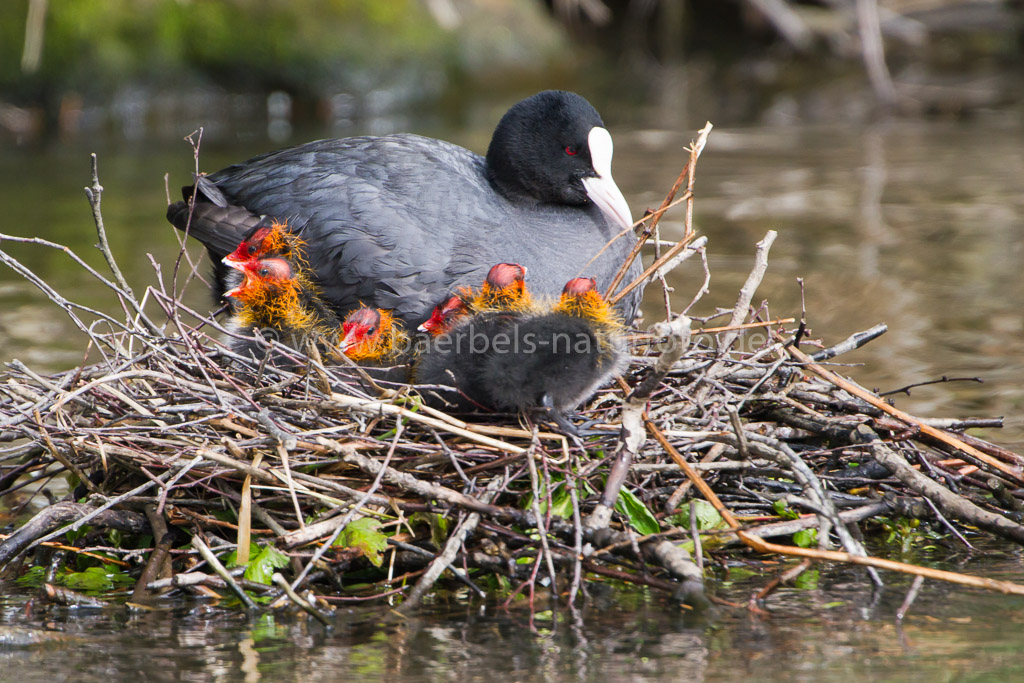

{"left": 789, "top": 344, "right": 1024, "bottom": 485}
{"left": 192, "top": 535, "right": 258, "bottom": 611}
{"left": 271, "top": 573, "right": 332, "bottom": 626}
{"left": 715, "top": 230, "right": 777, "bottom": 356}
{"left": 399, "top": 476, "right": 503, "bottom": 612}
{"left": 83, "top": 154, "right": 162, "bottom": 336}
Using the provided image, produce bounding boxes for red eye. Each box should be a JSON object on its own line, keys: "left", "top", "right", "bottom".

{"left": 565, "top": 146, "right": 577, "bottom": 156}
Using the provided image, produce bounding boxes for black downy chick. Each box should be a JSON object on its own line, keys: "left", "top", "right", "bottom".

{"left": 414, "top": 276, "right": 626, "bottom": 433}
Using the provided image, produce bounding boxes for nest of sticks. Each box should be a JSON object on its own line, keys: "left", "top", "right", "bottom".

{"left": 3, "top": 127, "right": 1024, "bottom": 619}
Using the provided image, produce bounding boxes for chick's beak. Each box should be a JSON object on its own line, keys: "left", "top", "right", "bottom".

{"left": 582, "top": 126, "right": 633, "bottom": 230}
{"left": 340, "top": 325, "right": 362, "bottom": 352}
{"left": 222, "top": 254, "right": 247, "bottom": 270}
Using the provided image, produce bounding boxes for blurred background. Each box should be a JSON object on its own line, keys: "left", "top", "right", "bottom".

{"left": 1, "top": 0, "right": 1023, "bottom": 445}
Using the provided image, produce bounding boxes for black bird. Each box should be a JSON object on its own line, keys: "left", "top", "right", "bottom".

{"left": 166, "top": 90, "right": 643, "bottom": 326}
{"left": 412, "top": 277, "right": 627, "bottom": 432}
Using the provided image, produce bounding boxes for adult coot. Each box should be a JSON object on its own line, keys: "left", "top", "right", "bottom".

{"left": 167, "top": 90, "right": 643, "bottom": 325}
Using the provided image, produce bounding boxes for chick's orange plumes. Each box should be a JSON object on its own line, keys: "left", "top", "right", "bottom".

{"left": 224, "top": 220, "right": 308, "bottom": 267}
{"left": 465, "top": 262, "right": 532, "bottom": 314}
{"left": 226, "top": 257, "right": 319, "bottom": 333}
{"left": 554, "top": 277, "right": 621, "bottom": 330}
{"left": 341, "top": 307, "right": 407, "bottom": 363}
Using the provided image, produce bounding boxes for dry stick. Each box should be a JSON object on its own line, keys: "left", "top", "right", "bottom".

{"left": 319, "top": 439, "right": 515, "bottom": 519}
{"left": 787, "top": 345, "right": 1024, "bottom": 485}
{"left": 715, "top": 230, "right": 777, "bottom": 357}
{"left": 31, "top": 454, "right": 205, "bottom": 548}
{"left": 271, "top": 573, "right": 331, "bottom": 626}
{"left": 648, "top": 423, "right": 1024, "bottom": 596}
{"left": 585, "top": 315, "right": 692, "bottom": 532}
{"left": 399, "top": 476, "right": 505, "bottom": 613}
{"left": 235, "top": 448, "right": 264, "bottom": 567}
{"left": 192, "top": 535, "right": 258, "bottom": 611}
{"left": 83, "top": 154, "right": 162, "bottom": 336}
{"left": 810, "top": 323, "right": 888, "bottom": 362}
{"left": 603, "top": 167, "right": 692, "bottom": 298}
{"left": 607, "top": 122, "right": 712, "bottom": 306}
{"left": 608, "top": 225, "right": 695, "bottom": 309}
{"left": 200, "top": 448, "right": 396, "bottom": 514}
{"left": 326, "top": 393, "right": 526, "bottom": 454}
{"left": 287, "top": 429, "right": 403, "bottom": 593}
{"left": 723, "top": 501, "right": 890, "bottom": 546}
{"left": 715, "top": 428, "right": 883, "bottom": 586}
{"left": 852, "top": 425, "right": 1024, "bottom": 544}
{"left": 388, "top": 539, "right": 484, "bottom": 597}
{"left": 524, "top": 430, "right": 558, "bottom": 591}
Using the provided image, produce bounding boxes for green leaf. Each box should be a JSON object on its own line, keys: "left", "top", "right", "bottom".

{"left": 226, "top": 542, "right": 260, "bottom": 568}
{"left": 614, "top": 488, "right": 660, "bottom": 535}
{"left": 244, "top": 545, "right": 290, "bottom": 585}
{"left": 793, "top": 528, "right": 817, "bottom": 548}
{"left": 668, "top": 500, "right": 724, "bottom": 531}
{"left": 410, "top": 512, "right": 449, "bottom": 549}
{"left": 16, "top": 566, "right": 47, "bottom": 588}
{"left": 793, "top": 568, "right": 819, "bottom": 590}
{"left": 335, "top": 517, "right": 389, "bottom": 568}
{"left": 548, "top": 484, "right": 574, "bottom": 519}
{"left": 64, "top": 565, "right": 132, "bottom": 592}
{"left": 773, "top": 499, "right": 799, "bottom": 520}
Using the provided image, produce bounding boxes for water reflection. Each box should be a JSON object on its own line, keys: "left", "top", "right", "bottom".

{"left": 3, "top": 560, "right": 1024, "bottom": 681}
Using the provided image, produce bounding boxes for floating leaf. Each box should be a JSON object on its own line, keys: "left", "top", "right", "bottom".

{"left": 64, "top": 565, "right": 132, "bottom": 592}
{"left": 614, "top": 488, "right": 660, "bottom": 535}
{"left": 335, "top": 517, "right": 389, "bottom": 567}
{"left": 16, "top": 566, "right": 46, "bottom": 588}
{"left": 793, "top": 568, "right": 819, "bottom": 590}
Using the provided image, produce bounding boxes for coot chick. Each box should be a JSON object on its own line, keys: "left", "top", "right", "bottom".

{"left": 339, "top": 306, "right": 409, "bottom": 367}
{"left": 225, "top": 257, "right": 410, "bottom": 379}
{"left": 413, "top": 277, "right": 627, "bottom": 432}
{"left": 419, "top": 262, "right": 530, "bottom": 336}
{"left": 418, "top": 294, "right": 470, "bottom": 336}
{"left": 466, "top": 262, "right": 534, "bottom": 314}
{"left": 216, "top": 220, "right": 307, "bottom": 303}
{"left": 166, "top": 90, "right": 643, "bottom": 325}
{"left": 223, "top": 256, "right": 338, "bottom": 360}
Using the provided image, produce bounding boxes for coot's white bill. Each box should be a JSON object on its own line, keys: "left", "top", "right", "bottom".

{"left": 582, "top": 127, "right": 632, "bottom": 230}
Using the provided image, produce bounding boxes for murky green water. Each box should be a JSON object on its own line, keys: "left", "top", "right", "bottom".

{"left": 2, "top": 93, "right": 1023, "bottom": 679}
{"left": 2, "top": 552, "right": 1024, "bottom": 682}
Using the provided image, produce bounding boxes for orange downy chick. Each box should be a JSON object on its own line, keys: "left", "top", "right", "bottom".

{"left": 223, "top": 220, "right": 308, "bottom": 267}
{"left": 226, "top": 257, "right": 322, "bottom": 334}
{"left": 464, "top": 262, "right": 533, "bottom": 314}
{"left": 340, "top": 307, "right": 408, "bottom": 363}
